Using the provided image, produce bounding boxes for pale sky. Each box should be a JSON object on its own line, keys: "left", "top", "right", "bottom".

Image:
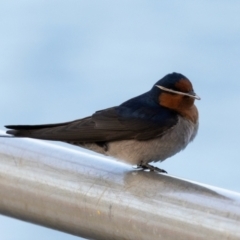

{"left": 1, "top": 1, "right": 240, "bottom": 239}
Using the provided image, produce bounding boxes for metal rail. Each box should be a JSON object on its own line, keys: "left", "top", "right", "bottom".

{"left": 0, "top": 130, "right": 240, "bottom": 240}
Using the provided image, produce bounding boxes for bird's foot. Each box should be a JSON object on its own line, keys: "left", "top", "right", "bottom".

{"left": 137, "top": 162, "right": 167, "bottom": 173}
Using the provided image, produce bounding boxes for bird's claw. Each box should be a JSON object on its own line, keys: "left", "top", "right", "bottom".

{"left": 136, "top": 163, "right": 167, "bottom": 173}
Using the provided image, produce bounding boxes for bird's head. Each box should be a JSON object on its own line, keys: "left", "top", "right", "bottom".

{"left": 152, "top": 72, "right": 200, "bottom": 111}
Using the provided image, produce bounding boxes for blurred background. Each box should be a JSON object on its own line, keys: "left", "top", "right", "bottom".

{"left": 1, "top": 1, "right": 240, "bottom": 239}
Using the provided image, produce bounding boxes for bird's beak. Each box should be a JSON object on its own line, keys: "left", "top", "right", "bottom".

{"left": 156, "top": 85, "right": 201, "bottom": 100}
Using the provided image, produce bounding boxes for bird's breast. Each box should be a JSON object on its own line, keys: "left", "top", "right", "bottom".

{"left": 105, "top": 115, "right": 198, "bottom": 165}
{"left": 75, "top": 115, "right": 198, "bottom": 165}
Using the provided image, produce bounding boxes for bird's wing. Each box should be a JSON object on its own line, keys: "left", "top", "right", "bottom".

{"left": 5, "top": 106, "right": 178, "bottom": 142}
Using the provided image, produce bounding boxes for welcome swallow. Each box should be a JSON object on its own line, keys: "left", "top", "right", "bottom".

{"left": 5, "top": 72, "right": 200, "bottom": 173}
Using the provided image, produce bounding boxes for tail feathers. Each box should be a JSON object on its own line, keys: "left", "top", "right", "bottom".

{"left": 5, "top": 127, "right": 45, "bottom": 138}
{"left": 6, "top": 129, "right": 30, "bottom": 137}
{"left": 5, "top": 122, "right": 70, "bottom": 139}
{"left": 5, "top": 122, "right": 68, "bottom": 130}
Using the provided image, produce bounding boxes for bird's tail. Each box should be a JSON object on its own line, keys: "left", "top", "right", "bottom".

{"left": 5, "top": 122, "right": 70, "bottom": 139}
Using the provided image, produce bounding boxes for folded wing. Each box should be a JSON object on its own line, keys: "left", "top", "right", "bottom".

{"left": 5, "top": 106, "right": 178, "bottom": 142}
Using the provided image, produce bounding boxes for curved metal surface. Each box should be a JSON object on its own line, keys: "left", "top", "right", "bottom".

{"left": 0, "top": 130, "right": 240, "bottom": 240}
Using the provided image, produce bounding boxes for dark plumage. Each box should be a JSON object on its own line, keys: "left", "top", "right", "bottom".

{"left": 5, "top": 72, "right": 200, "bottom": 173}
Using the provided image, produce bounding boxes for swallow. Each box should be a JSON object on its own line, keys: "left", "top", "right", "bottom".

{"left": 5, "top": 72, "right": 200, "bottom": 173}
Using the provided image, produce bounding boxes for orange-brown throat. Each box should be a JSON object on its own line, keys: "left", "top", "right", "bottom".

{"left": 159, "top": 92, "right": 198, "bottom": 123}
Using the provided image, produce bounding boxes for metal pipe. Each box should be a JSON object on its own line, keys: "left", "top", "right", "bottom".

{"left": 0, "top": 130, "right": 240, "bottom": 240}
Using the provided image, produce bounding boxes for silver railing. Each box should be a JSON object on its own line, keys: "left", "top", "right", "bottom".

{"left": 0, "top": 130, "right": 240, "bottom": 240}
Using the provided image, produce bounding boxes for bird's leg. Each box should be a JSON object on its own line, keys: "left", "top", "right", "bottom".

{"left": 137, "top": 161, "right": 167, "bottom": 173}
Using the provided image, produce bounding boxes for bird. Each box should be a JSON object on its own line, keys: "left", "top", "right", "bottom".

{"left": 5, "top": 72, "right": 200, "bottom": 173}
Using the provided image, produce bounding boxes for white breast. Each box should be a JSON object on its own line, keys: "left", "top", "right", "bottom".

{"left": 105, "top": 116, "right": 199, "bottom": 165}
{"left": 74, "top": 116, "right": 198, "bottom": 166}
